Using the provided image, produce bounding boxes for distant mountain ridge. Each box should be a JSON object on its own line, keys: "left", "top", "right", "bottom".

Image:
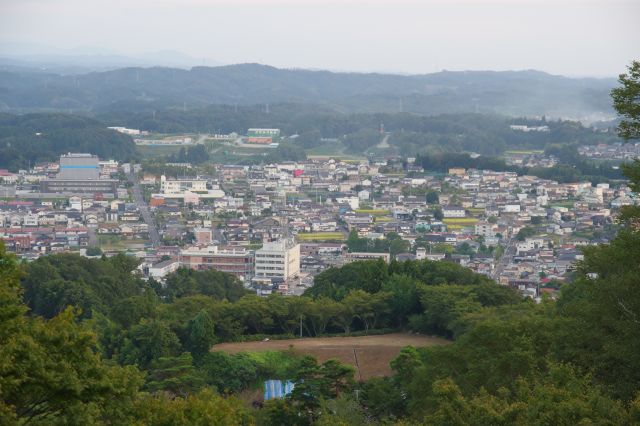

{"left": 0, "top": 63, "right": 617, "bottom": 121}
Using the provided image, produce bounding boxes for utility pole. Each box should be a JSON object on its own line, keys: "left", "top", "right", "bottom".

{"left": 299, "top": 315, "right": 303, "bottom": 338}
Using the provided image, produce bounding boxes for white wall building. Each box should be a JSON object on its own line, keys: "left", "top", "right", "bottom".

{"left": 160, "top": 175, "right": 208, "bottom": 194}
{"left": 254, "top": 239, "right": 300, "bottom": 280}
{"left": 475, "top": 221, "right": 497, "bottom": 238}
{"left": 148, "top": 259, "right": 180, "bottom": 280}
{"left": 516, "top": 237, "right": 545, "bottom": 254}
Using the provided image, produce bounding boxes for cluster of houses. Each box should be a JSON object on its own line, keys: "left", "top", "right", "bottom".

{"left": 578, "top": 142, "right": 640, "bottom": 161}
{"left": 1, "top": 151, "right": 636, "bottom": 299}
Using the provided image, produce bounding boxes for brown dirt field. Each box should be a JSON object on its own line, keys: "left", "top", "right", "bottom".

{"left": 212, "top": 333, "right": 450, "bottom": 380}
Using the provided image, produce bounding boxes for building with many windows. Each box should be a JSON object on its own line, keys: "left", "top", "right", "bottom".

{"left": 254, "top": 239, "right": 300, "bottom": 280}
{"left": 40, "top": 153, "right": 118, "bottom": 196}
{"left": 179, "top": 245, "right": 254, "bottom": 281}
{"left": 246, "top": 128, "right": 281, "bottom": 144}
{"left": 160, "top": 175, "right": 208, "bottom": 194}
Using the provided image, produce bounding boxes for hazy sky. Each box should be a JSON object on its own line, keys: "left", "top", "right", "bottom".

{"left": 1, "top": 0, "right": 638, "bottom": 76}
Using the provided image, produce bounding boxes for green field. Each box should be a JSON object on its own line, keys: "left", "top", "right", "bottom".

{"left": 467, "top": 207, "right": 485, "bottom": 215}
{"left": 445, "top": 224, "right": 464, "bottom": 230}
{"left": 306, "top": 140, "right": 365, "bottom": 160}
{"left": 550, "top": 200, "right": 576, "bottom": 208}
{"left": 374, "top": 217, "right": 392, "bottom": 222}
{"left": 136, "top": 145, "right": 183, "bottom": 158}
{"left": 98, "top": 235, "right": 149, "bottom": 251}
{"left": 306, "top": 140, "right": 346, "bottom": 155}
{"left": 504, "top": 149, "right": 545, "bottom": 155}
{"left": 355, "top": 209, "right": 390, "bottom": 216}
{"left": 443, "top": 218, "right": 479, "bottom": 224}
{"left": 296, "top": 232, "right": 345, "bottom": 241}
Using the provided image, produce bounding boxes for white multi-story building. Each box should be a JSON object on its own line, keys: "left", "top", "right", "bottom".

{"left": 160, "top": 175, "right": 208, "bottom": 194}
{"left": 254, "top": 239, "right": 300, "bottom": 280}
{"left": 475, "top": 221, "right": 497, "bottom": 238}
{"left": 516, "top": 237, "right": 545, "bottom": 254}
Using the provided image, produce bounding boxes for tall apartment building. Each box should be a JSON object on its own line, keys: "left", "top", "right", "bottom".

{"left": 179, "top": 245, "right": 254, "bottom": 281}
{"left": 40, "top": 153, "right": 117, "bottom": 196}
{"left": 254, "top": 239, "right": 300, "bottom": 280}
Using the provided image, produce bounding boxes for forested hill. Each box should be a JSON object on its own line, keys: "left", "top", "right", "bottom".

{"left": 0, "top": 113, "right": 138, "bottom": 171}
{"left": 0, "top": 64, "right": 616, "bottom": 120}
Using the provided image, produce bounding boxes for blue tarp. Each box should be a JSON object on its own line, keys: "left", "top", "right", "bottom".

{"left": 264, "top": 380, "right": 295, "bottom": 400}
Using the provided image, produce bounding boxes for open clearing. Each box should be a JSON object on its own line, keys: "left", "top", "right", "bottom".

{"left": 443, "top": 218, "right": 479, "bottom": 224}
{"left": 296, "top": 232, "right": 345, "bottom": 241}
{"left": 213, "top": 333, "right": 449, "bottom": 380}
{"left": 355, "top": 209, "right": 390, "bottom": 216}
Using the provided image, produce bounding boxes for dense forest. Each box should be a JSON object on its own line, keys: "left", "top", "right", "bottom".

{"left": 99, "top": 103, "right": 619, "bottom": 155}
{"left": 0, "top": 113, "right": 138, "bottom": 171}
{"left": 2, "top": 222, "right": 640, "bottom": 424}
{"left": 0, "top": 106, "right": 620, "bottom": 174}
{"left": 0, "top": 65, "right": 616, "bottom": 119}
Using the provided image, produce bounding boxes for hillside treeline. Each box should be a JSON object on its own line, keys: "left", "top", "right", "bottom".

{"left": 99, "top": 104, "right": 618, "bottom": 155}
{"left": 0, "top": 113, "right": 138, "bottom": 171}
{"left": 0, "top": 65, "right": 614, "bottom": 118}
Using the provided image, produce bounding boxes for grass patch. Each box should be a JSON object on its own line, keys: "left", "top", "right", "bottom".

{"left": 355, "top": 209, "right": 390, "bottom": 216}
{"left": 136, "top": 145, "right": 183, "bottom": 158}
{"left": 98, "top": 235, "right": 149, "bottom": 251}
{"left": 467, "top": 207, "right": 485, "bottom": 214}
{"left": 445, "top": 224, "right": 464, "bottom": 230}
{"left": 306, "top": 140, "right": 346, "bottom": 156}
{"left": 443, "top": 218, "right": 479, "bottom": 224}
{"left": 550, "top": 201, "right": 576, "bottom": 208}
{"left": 296, "top": 232, "right": 345, "bottom": 241}
{"left": 504, "top": 150, "right": 545, "bottom": 155}
{"left": 374, "top": 217, "right": 392, "bottom": 223}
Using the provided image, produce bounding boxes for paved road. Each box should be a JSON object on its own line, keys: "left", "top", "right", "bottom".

{"left": 195, "top": 134, "right": 209, "bottom": 145}
{"left": 87, "top": 227, "right": 98, "bottom": 248}
{"left": 376, "top": 133, "right": 390, "bottom": 149}
{"left": 492, "top": 237, "right": 516, "bottom": 280}
{"left": 128, "top": 171, "right": 161, "bottom": 247}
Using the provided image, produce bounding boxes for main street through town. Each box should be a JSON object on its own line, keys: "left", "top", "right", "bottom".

{"left": 492, "top": 237, "right": 516, "bottom": 280}
{"left": 128, "top": 169, "right": 161, "bottom": 247}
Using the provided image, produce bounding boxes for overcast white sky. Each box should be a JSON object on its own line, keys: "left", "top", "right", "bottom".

{"left": 0, "top": 0, "right": 638, "bottom": 76}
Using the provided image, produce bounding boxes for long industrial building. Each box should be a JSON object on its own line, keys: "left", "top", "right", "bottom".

{"left": 40, "top": 153, "right": 118, "bottom": 196}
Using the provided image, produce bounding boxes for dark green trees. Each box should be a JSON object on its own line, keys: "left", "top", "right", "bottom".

{"left": 612, "top": 60, "right": 640, "bottom": 140}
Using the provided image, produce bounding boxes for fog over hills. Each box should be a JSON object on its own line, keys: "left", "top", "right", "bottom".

{"left": 0, "top": 43, "right": 221, "bottom": 73}
{"left": 0, "top": 63, "right": 617, "bottom": 121}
